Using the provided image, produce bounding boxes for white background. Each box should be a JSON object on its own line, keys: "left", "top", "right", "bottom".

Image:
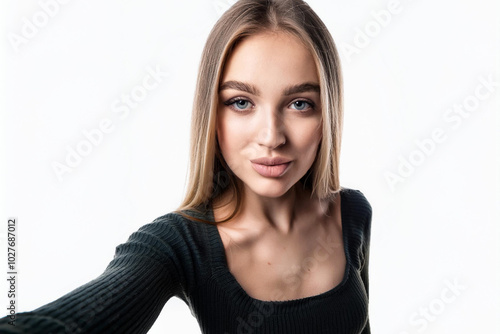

{"left": 1, "top": 0, "right": 499, "bottom": 333}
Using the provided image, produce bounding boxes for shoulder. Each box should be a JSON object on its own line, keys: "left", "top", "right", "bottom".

{"left": 140, "top": 211, "right": 202, "bottom": 236}
{"left": 340, "top": 187, "right": 372, "bottom": 244}
{"left": 340, "top": 186, "right": 372, "bottom": 222}
{"left": 111, "top": 209, "right": 212, "bottom": 268}
{"left": 110, "top": 213, "right": 192, "bottom": 272}
{"left": 119, "top": 210, "right": 213, "bottom": 290}
{"left": 132, "top": 210, "right": 211, "bottom": 256}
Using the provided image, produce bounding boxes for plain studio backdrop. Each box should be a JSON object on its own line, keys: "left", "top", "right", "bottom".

{"left": 1, "top": 0, "right": 499, "bottom": 333}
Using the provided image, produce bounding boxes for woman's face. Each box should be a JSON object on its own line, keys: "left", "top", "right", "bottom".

{"left": 216, "top": 31, "right": 322, "bottom": 199}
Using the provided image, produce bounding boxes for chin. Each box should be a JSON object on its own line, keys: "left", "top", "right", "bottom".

{"left": 245, "top": 179, "right": 296, "bottom": 199}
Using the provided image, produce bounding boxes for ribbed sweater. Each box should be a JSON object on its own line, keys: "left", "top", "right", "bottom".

{"left": 0, "top": 187, "right": 372, "bottom": 334}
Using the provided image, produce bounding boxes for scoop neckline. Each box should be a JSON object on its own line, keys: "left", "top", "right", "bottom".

{"left": 206, "top": 188, "right": 351, "bottom": 307}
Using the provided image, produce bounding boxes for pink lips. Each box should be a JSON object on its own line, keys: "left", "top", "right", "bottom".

{"left": 250, "top": 156, "right": 291, "bottom": 165}
{"left": 251, "top": 162, "right": 291, "bottom": 177}
{"left": 250, "top": 157, "right": 292, "bottom": 178}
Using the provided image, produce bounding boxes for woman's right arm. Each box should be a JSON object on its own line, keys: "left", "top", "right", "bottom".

{"left": 0, "top": 216, "right": 186, "bottom": 333}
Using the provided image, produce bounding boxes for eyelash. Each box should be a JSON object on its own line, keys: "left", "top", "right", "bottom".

{"left": 223, "top": 97, "right": 315, "bottom": 113}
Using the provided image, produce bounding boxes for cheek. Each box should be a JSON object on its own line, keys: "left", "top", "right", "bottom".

{"left": 216, "top": 114, "right": 244, "bottom": 156}
{"left": 216, "top": 112, "right": 229, "bottom": 146}
{"left": 315, "top": 127, "right": 323, "bottom": 147}
{"left": 295, "top": 120, "right": 322, "bottom": 150}
{"left": 312, "top": 118, "right": 323, "bottom": 145}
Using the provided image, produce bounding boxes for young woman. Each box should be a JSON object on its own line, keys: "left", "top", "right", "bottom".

{"left": 0, "top": 0, "right": 372, "bottom": 333}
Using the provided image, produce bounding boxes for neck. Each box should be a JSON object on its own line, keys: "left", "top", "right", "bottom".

{"left": 214, "top": 181, "right": 327, "bottom": 235}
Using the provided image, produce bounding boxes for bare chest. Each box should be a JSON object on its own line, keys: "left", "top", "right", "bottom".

{"left": 217, "top": 224, "right": 346, "bottom": 301}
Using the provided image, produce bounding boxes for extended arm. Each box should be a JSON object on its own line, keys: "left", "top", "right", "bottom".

{"left": 0, "top": 218, "right": 184, "bottom": 333}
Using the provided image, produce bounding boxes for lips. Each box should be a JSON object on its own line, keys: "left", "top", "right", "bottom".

{"left": 250, "top": 157, "right": 292, "bottom": 178}
{"left": 250, "top": 156, "right": 291, "bottom": 166}
{"left": 251, "top": 162, "right": 291, "bottom": 177}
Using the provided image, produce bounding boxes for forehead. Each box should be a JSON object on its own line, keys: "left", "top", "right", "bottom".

{"left": 220, "top": 31, "right": 319, "bottom": 86}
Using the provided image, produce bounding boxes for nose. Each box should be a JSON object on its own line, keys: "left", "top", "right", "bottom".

{"left": 255, "top": 107, "right": 286, "bottom": 149}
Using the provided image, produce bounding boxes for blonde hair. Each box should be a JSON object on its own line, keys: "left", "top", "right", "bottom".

{"left": 174, "top": 0, "right": 343, "bottom": 224}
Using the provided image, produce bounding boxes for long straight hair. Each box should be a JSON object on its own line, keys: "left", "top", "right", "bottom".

{"left": 174, "top": 0, "right": 343, "bottom": 224}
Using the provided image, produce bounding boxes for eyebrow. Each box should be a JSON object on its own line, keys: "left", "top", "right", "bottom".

{"left": 218, "top": 80, "right": 320, "bottom": 96}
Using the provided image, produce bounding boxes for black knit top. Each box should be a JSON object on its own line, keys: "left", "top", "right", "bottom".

{"left": 0, "top": 187, "right": 372, "bottom": 333}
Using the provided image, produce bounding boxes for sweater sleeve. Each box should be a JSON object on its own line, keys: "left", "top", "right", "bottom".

{"left": 0, "top": 215, "right": 187, "bottom": 334}
{"left": 358, "top": 190, "right": 373, "bottom": 334}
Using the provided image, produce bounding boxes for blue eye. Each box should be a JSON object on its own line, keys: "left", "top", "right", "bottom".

{"left": 233, "top": 99, "right": 250, "bottom": 110}
{"left": 223, "top": 98, "right": 314, "bottom": 113}
{"left": 291, "top": 100, "right": 312, "bottom": 111}
{"left": 224, "top": 98, "right": 252, "bottom": 112}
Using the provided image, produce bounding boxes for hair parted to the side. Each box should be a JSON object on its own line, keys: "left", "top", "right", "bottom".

{"left": 173, "top": 0, "right": 344, "bottom": 224}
